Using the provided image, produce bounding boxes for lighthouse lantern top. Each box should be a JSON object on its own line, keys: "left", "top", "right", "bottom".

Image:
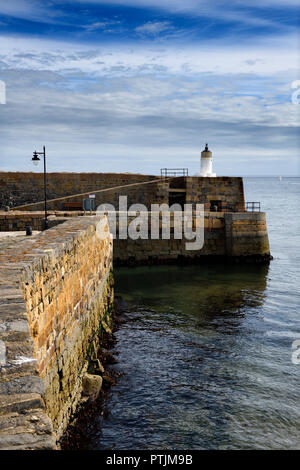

{"left": 200, "top": 143, "right": 216, "bottom": 177}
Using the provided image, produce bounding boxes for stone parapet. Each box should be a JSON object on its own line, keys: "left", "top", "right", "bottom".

{"left": 0, "top": 217, "right": 113, "bottom": 449}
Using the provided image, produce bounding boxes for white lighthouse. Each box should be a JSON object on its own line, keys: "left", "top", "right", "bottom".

{"left": 200, "top": 143, "right": 216, "bottom": 177}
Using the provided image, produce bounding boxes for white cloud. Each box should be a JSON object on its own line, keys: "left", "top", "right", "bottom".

{"left": 135, "top": 21, "right": 172, "bottom": 36}
{"left": 0, "top": 62, "right": 298, "bottom": 175}
{"left": 0, "top": 0, "right": 36, "bottom": 18}
{"left": 0, "top": 0, "right": 65, "bottom": 25}
{"left": 0, "top": 0, "right": 297, "bottom": 34}
{"left": 70, "top": 0, "right": 298, "bottom": 31}
{"left": 0, "top": 33, "right": 298, "bottom": 77}
{"left": 0, "top": 6, "right": 298, "bottom": 176}
{"left": 71, "top": 0, "right": 299, "bottom": 11}
{"left": 83, "top": 19, "right": 121, "bottom": 32}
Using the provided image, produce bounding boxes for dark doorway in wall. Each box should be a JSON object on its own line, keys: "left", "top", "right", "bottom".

{"left": 169, "top": 191, "right": 186, "bottom": 209}
{"left": 63, "top": 202, "right": 83, "bottom": 211}
{"left": 210, "top": 200, "right": 222, "bottom": 212}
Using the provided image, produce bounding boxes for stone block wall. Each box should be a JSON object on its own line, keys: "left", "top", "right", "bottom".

{"left": 113, "top": 211, "right": 270, "bottom": 265}
{"left": 0, "top": 172, "right": 245, "bottom": 213}
{"left": 224, "top": 212, "right": 270, "bottom": 257}
{"left": 0, "top": 217, "right": 113, "bottom": 449}
{"left": 0, "top": 262, "right": 55, "bottom": 450}
{"left": 0, "top": 210, "right": 271, "bottom": 265}
{"left": 113, "top": 212, "right": 225, "bottom": 265}
{"left": 0, "top": 211, "right": 69, "bottom": 231}
{"left": 0, "top": 172, "right": 161, "bottom": 210}
{"left": 185, "top": 176, "right": 245, "bottom": 211}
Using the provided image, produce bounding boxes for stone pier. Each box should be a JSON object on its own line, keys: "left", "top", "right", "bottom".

{"left": 0, "top": 217, "right": 113, "bottom": 449}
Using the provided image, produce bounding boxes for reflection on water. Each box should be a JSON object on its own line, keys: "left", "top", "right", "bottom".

{"left": 77, "top": 178, "right": 300, "bottom": 450}
{"left": 119, "top": 263, "right": 269, "bottom": 318}
{"left": 79, "top": 261, "right": 300, "bottom": 450}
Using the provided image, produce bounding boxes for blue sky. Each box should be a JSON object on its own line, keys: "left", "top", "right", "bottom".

{"left": 0, "top": 0, "right": 299, "bottom": 175}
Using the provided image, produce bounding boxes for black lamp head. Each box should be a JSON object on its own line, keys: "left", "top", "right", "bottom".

{"left": 32, "top": 151, "right": 40, "bottom": 166}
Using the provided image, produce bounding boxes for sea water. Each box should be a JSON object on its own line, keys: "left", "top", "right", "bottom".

{"left": 81, "top": 177, "right": 300, "bottom": 450}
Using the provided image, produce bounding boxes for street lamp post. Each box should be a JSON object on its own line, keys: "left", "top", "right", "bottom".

{"left": 32, "top": 146, "right": 48, "bottom": 230}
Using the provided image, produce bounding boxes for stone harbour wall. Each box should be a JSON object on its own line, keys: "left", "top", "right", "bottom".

{"left": 224, "top": 212, "right": 270, "bottom": 257}
{"left": 0, "top": 210, "right": 271, "bottom": 265}
{"left": 0, "top": 217, "right": 113, "bottom": 449}
{"left": 184, "top": 176, "right": 245, "bottom": 211}
{"left": 0, "top": 172, "right": 245, "bottom": 213}
{"left": 0, "top": 172, "right": 160, "bottom": 211}
{"left": 0, "top": 211, "right": 69, "bottom": 231}
{"left": 113, "top": 212, "right": 270, "bottom": 265}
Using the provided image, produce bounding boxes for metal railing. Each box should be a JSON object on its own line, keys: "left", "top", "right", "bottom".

{"left": 246, "top": 202, "right": 261, "bottom": 212}
{"left": 161, "top": 168, "right": 188, "bottom": 178}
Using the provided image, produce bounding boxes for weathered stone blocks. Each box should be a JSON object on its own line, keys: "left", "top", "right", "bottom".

{"left": 82, "top": 373, "right": 103, "bottom": 401}
{"left": 0, "top": 217, "right": 113, "bottom": 449}
{"left": 225, "top": 212, "right": 270, "bottom": 257}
